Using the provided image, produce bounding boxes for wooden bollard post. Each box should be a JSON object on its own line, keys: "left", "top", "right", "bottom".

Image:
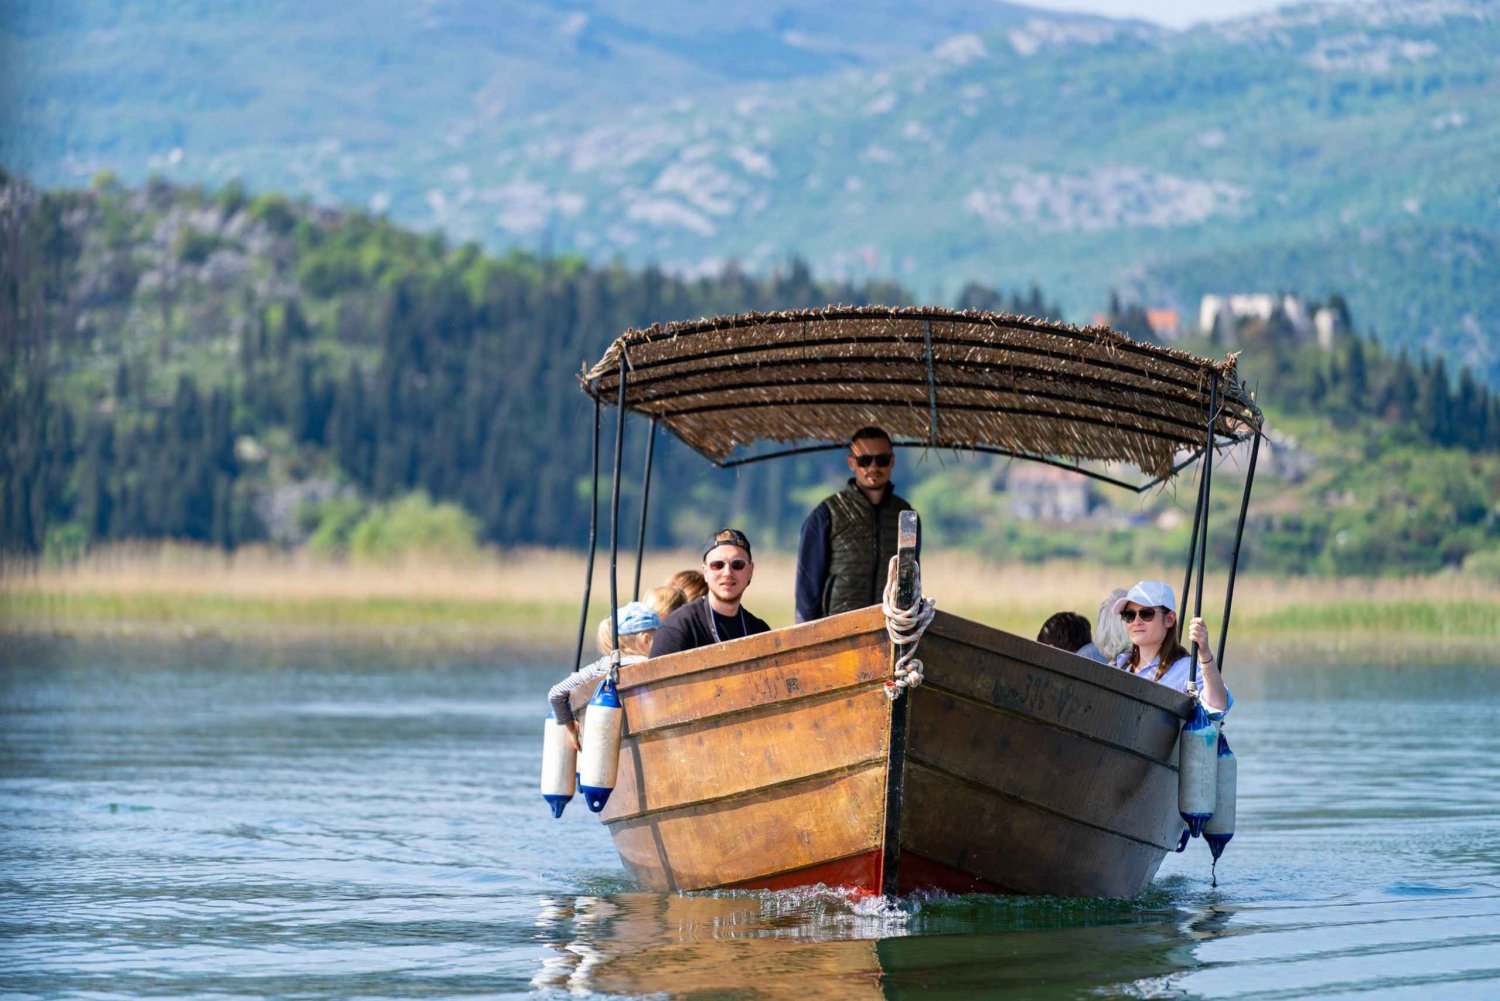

{"left": 896, "top": 509, "right": 919, "bottom": 613}
{"left": 881, "top": 509, "right": 920, "bottom": 894}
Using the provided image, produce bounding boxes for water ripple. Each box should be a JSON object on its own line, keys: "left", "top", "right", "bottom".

{"left": 3, "top": 640, "right": 1499, "bottom": 998}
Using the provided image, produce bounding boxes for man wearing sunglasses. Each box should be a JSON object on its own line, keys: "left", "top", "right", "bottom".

{"left": 795, "top": 427, "right": 916, "bottom": 623}
{"left": 650, "top": 528, "right": 771, "bottom": 658}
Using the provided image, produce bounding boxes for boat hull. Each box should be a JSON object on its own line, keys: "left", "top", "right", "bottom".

{"left": 577, "top": 607, "right": 1190, "bottom": 898}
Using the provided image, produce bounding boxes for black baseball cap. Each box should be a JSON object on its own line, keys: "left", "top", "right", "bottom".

{"left": 702, "top": 528, "right": 752, "bottom": 561}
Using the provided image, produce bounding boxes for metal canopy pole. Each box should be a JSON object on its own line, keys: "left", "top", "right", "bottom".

{"left": 572, "top": 392, "right": 602, "bottom": 672}
{"left": 1216, "top": 429, "right": 1262, "bottom": 672}
{"left": 607, "top": 354, "right": 629, "bottom": 666}
{"left": 1180, "top": 455, "right": 1209, "bottom": 636}
{"left": 715, "top": 441, "right": 1212, "bottom": 494}
{"left": 1190, "top": 376, "right": 1218, "bottom": 686}
{"left": 633, "top": 416, "right": 658, "bottom": 601}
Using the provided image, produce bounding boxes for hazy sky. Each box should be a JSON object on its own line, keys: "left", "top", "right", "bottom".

{"left": 1021, "top": 0, "right": 1358, "bottom": 29}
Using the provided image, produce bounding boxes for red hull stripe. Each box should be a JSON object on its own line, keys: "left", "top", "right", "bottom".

{"left": 716, "top": 849, "right": 1014, "bottom": 897}
{"left": 895, "top": 851, "right": 1013, "bottom": 895}
{"left": 723, "top": 850, "right": 884, "bottom": 895}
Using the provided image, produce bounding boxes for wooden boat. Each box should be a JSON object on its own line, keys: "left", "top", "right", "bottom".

{"left": 570, "top": 306, "right": 1262, "bottom": 898}
{"left": 570, "top": 604, "right": 1190, "bottom": 897}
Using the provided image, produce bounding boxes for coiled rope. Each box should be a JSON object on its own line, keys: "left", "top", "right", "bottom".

{"left": 881, "top": 555, "right": 937, "bottom": 699}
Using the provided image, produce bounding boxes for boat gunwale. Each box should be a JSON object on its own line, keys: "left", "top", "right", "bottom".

{"left": 611, "top": 606, "right": 889, "bottom": 691}
{"left": 925, "top": 611, "right": 1195, "bottom": 718}
{"left": 613, "top": 606, "right": 1194, "bottom": 722}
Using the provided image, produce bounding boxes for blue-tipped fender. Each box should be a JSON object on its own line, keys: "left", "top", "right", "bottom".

{"left": 1203, "top": 730, "right": 1237, "bottom": 861}
{"left": 578, "top": 677, "right": 624, "bottom": 813}
{"left": 540, "top": 712, "right": 577, "bottom": 818}
{"left": 1178, "top": 702, "right": 1218, "bottom": 838}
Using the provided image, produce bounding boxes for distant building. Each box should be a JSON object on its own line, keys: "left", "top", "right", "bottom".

{"left": 1092, "top": 308, "right": 1179, "bottom": 340}
{"left": 1145, "top": 308, "right": 1179, "bottom": 339}
{"left": 1279, "top": 295, "right": 1314, "bottom": 338}
{"left": 1200, "top": 293, "right": 1328, "bottom": 347}
{"left": 1313, "top": 307, "right": 1340, "bottom": 350}
{"left": 1007, "top": 464, "right": 1090, "bottom": 522}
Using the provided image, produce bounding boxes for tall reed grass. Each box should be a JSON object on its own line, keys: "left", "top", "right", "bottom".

{"left": 4, "top": 543, "right": 1497, "bottom": 656}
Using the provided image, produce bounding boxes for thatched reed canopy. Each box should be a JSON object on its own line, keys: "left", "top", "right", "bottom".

{"left": 581, "top": 306, "right": 1260, "bottom": 478}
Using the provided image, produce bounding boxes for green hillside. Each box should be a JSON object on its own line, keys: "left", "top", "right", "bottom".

{"left": 2, "top": 0, "right": 1494, "bottom": 385}
{"left": 3, "top": 173, "right": 1497, "bottom": 578}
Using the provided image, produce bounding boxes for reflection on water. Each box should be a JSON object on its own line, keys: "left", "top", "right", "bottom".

{"left": 531, "top": 889, "right": 1211, "bottom": 998}
{"left": 2, "top": 638, "right": 1499, "bottom": 998}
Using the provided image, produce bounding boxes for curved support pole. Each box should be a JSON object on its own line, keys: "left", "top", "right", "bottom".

{"left": 1180, "top": 456, "right": 1209, "bottom": 646}
{"left": 572, "top": 393, "right": 602, "bottom": 672}
{"left": 1190, "top": 376, "right": 1218, "bottom": 686}
{"left": 1216, "top": 429, "right": 1262, "bottom": 672}
{"left": 633, "top": 416, "right": 658, "bottom": 601}
{"left": 607, "top": 354, "right": 629, "bottom": 665}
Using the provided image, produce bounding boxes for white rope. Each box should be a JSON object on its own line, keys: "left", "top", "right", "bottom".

{"left": 881, "top": 555, "right": 936, "bottom": 699}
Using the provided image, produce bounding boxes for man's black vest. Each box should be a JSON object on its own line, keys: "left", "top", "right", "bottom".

{"left": 823, "top": 479, "right": 913, "bottom": 617}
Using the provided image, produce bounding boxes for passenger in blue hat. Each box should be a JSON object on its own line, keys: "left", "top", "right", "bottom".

{"left": 547, "top": 600, "right": 661, "bottom": 750}
{"left": 1111, "top": 580, "right": 1232, "bottom": 716}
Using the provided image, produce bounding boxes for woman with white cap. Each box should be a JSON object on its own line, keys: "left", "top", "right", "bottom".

{"left": 1112, "top": 580, "right": 1232, "bottom": 715}
{"left": 548, "top": 601, "right": 661, "bottom": 750}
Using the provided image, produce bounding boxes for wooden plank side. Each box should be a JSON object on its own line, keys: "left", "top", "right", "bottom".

{"left": 917, "top": 633, "right": 1185, "bottom": 765}
{"left": 605, "top": 764, "right": 888, "bottom": 892}
{"left": 927, "top": 612, "right": 1192, "bottom": 717}
{"left": 613, "top": 632, "right": 891, "bottom": 735}
{"left": 906, "top": 690, "right": 1183, "bottom": 848}
{"left": 901, "top": 761, "right": 1171, "bottom": 899}
{"left": 603, "top": 686, "right": 892, "bottom": 820}
{"left": 620, "top": 607, "right": 889, "bottom": 690}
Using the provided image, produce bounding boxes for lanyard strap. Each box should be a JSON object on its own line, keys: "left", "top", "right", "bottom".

{"left": 708, "top": 605, "right": 746, "bottom": 643}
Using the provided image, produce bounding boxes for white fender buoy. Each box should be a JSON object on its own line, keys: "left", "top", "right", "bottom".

{"left": 1204, "top": 730, "right": 1237, "bottom": 868}
{"left": 1178, "top": 704, "right": 1218, "bottom": 838}
{"left": 540, "top": 712, "right": 577, "bottom": 818}
{"left": 578, "top": 678, "right": 624, "bottom": 813}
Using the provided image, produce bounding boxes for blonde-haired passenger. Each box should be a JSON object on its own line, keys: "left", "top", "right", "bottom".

{"left": 549, "top": 601, "right": 660, "bottom": 750}
{"left": 1077, "top": 586, "right": 1130, "bottom": 664}
{"left": 644, "top": 584, "right": 687, "bottom": 622}
{"left": 666, "top": 569, "right": 707, "bottom": 602}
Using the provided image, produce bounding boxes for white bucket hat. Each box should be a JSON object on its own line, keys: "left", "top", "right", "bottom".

{"left": 1111, "top": 580, "right": 1176, "bottom": 616}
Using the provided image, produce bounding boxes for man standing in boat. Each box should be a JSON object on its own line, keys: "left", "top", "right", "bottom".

{"left": 649, "top": 528, "right": 771, "bottom": 656}
{"left": 795, "top": 427, "right": 916, "bottom": 623}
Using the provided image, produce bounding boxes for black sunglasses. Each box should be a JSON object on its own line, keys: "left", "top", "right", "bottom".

{"left": 852, "top": 453, "right": 893, "bottom": 468}
{"left": 1119, "top": 608, "right": 1162, "bottom": 623}
{"left": 707, "top": 559, "right": 748, "bottom": 572}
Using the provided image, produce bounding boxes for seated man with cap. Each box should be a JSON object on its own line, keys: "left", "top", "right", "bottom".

{"left": 650, "top": 528, "right": 771, "bottom": 658}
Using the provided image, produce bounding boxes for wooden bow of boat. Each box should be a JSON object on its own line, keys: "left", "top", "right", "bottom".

{"left": 571, "top": 607, "right": 1192, "bottom": 899}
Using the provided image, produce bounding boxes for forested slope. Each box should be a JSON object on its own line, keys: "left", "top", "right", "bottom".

{"left": 2, "top": 173, "right": 1496, "bottom": 576}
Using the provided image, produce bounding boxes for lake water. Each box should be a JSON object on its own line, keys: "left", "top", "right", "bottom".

{"left": 2, "top": 636, "right": 1498, "bottom": 999}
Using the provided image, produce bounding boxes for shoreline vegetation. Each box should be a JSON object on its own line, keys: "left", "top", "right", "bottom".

{"left": 4, "top": 544, "right": 1498, "bottom": 665}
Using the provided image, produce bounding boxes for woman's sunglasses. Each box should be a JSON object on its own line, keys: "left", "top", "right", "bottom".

{"left": 852, "top": 453, "right": 893, "bottom": 468}
{"left": 1119, "top": 608, "right": 1161, "bottom": 623}
{"left": 707, "top": 559, "right": 748, "bottom": 572}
